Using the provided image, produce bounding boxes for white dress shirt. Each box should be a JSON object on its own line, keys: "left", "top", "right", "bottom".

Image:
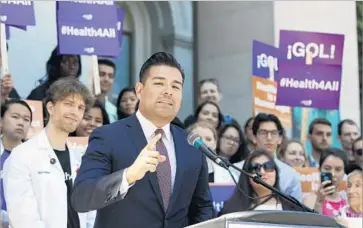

{"left": 117, "top": 111, "right": 177, "bottom": 197}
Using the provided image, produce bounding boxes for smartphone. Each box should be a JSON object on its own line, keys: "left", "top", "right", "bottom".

{"left": 321, "top": 172, "right": 333, "bottom": 188}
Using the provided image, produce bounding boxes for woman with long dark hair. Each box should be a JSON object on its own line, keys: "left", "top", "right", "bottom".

{"left": 27, "top": 47, "right": 82, "bottom": 101}
{"left": 220, "top": 149, "right": 302, "bottom": 215}
{"left": 116, "top": 87, "right": 138, "bottom": 120}
{"left": 191, "top": 100, "right": 224, "bottom": 130}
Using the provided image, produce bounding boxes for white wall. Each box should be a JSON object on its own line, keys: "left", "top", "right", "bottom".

{"left": 7, "top": 1, "right": 90, "bottom": 98}
{"left": 273, "top": 1, "right": 361, "bottom": 127}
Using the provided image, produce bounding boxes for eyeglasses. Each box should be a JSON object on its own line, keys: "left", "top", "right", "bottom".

{"left": 354, "top": 148, "right": 362, "bottom": 156}
{"left": 248, "top": 161, "right": 276, "bottom": 174}
{"left": 257, "top": 130, "right": 280, "bottom": 139}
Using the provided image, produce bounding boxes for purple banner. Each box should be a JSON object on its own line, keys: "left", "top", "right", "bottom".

{"left": 210, "top": 185, "right": 235, "bottom": 216}
{"left": 276, "top": 62, "right": 342, "bottom": 110}
{"left": 0, "top": 1, "right": 35, "bottom": 26}
{"left": 279, "top": 30, "right": 344, "bottom": 66}
{"left": 56, "top": 2, "right": 120, "bottom": 57}
{"left": 5, "top": 24, "right": 10, "bottom": 40}
{"left": 56, "top": 1, "right": 117, "bottom": 24}
{"left": 252, "top": 40, "right": 278, "bottom": 79}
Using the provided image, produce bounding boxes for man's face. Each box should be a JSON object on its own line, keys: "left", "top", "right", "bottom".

{"left": 99, "top": 64, "right": 115, "bottom": 94}
{"left": 353, "top": 139, "right": 363, "bottom": 168}
{"left": 339, "top": 123, "right": 359, "bottom": 150}
{"left": 47, "top": 94, "right": 86, "bottom": 133}
{"left": 1, "top": 103, "right": 31, "bottom": 141}
{"left": 136, "top": 65, "right": 183, "bottom": 123}
{"left": 253, "top": 121, "right": 282, "bottom": 154}
{"left": 60, "top": 55, "right": 79, "bottom": 78}
{"left": 308, "top": 124, "right": 332, "bottom": 152}
{"left": 199, "top": 82, "right": 221, "bottom": 104}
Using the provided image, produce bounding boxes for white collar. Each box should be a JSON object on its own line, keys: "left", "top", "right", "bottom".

{"left": 136, "top": 110, "right": 172, "bottom": 142}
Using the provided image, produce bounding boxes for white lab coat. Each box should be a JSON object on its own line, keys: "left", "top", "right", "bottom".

{"left": 2, "top": 129, "right": 95, "bottom": 228}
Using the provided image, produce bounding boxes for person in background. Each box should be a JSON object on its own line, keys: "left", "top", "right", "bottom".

{"left": 341, "top": 166, "right": 363, "bottom": 217}
{"left": 184, "top": 78, "right": 235, "bottom": 127}
{"left": 0, "top": 43, "right": 21, "bottom": 102}
{"left": 27, "top": 47, "right": 82, "bottom": 101}
{"left": 217, "top": 121, "right": 248, "bottom": 164}
{"left": 351, "top": 137, "right": 362, "bottom": 169}
{"left": 278, "top": 139, "right": 309, "bottom": 168}
{"left": 244, "top": 117, "right": 255, "bottom": 153}
{"left": 338, "top": 119, "right": 360, "bottom": 163}
{"left": 70, "top": 100, "right": 110, "bottom": 137}
{"left": 0, "top": 99, "right": 32, "bottom": 228}
{"left": 307, "top": 118, "right": 333, "bottom": 167}
{"left": 220, "top": 149, "right": 303, "bottom": 215}
{"left": 194, "top": 100, "right": 224, "bottom": 131}
{"left": 313, "top": 148, "right": 348, "bottom": 216}
{"left": 3, "top": 78, "right": 94, "bottom": 228}
{"left": 95, "top": 59, "right": 118, "bottom": 123}
{"left": 235, "top": 113, "right": 303, "bottom": 202}
{"left": 116, "top": 87, "right": 138, "bottom": 120}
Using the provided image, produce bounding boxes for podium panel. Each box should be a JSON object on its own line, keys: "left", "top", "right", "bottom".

{"left": 227, "top": 221, "right": 334, "bottom": 228}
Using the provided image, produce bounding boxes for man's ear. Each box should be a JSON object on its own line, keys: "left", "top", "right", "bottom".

{"left": 46, "top": 101, "right": 54, "bottom": 116}
{"left": 135, "top": 82, "right": 143, "bottom": 100}
{"left": 252, "top": 135, "right": 257, "bottom": 145}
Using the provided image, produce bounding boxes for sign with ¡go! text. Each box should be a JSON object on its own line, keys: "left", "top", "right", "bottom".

{"left": 252, "top": 40, "right": 278, "bottom": 80}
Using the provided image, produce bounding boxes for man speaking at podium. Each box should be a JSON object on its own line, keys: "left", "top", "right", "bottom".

{"left": 71, "top": 52, "right": 214, "bottom": 228}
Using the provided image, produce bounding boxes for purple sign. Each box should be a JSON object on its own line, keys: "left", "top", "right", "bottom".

{"left": 275, "top": 62, "right": 342, "bottom": 110}
{"left": 56, "top": 1, "right": 117, "bottom": 24}
{"left": 117, "top": 7, "right": 125, "bottom": 47}
{"left": 279, "top": 30, "right": 345, "bottom": 66}
{"left": 210, "top": 184, "right": 235, "bottom": 216}
{"left": 0, "top": 1, "right": 35, "bottom": 26}
{"left": 56, "top": 2, "right": 120, "bottom": 57}
{"left": 5, "top": 24, "right": 10, "bottom": 40}
{"left": 252, "top": 40, "right": 278, "bottom": 79}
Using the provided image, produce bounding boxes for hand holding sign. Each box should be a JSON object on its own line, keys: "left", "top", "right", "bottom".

{"left": 126, "top": 134, "right": 166, "bottom": 184}
{"left": 0, "top": 74, "right": 14, "bottom": 100}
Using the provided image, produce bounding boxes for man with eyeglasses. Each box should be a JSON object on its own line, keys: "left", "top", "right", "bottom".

{"left": 352, "top": 137, "right": 363, "bottom": 169}
{"left": 237, "top": 113, "right": 303, "bottom": 202}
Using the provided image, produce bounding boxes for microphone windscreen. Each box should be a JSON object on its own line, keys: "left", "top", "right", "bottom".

{"left": 187, "top": 132, "right": 200, "bottom": 146}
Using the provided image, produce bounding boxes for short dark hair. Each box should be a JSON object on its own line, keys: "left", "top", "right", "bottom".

{"left": 98, "top": 59, "right": 116, "bottom": 70}
{"left": 319, "top": 147, "right": 348, "bottom": 168}
{"left": 44, "top": 78, "right": 94, "bottom": 115}
{"left": 1, "top": 99, "right": 33, "bottom": 121}
{"left": 252, "top": 113, "right": 283, "bottom": 136}
{"left": 308, "top": 118, "right": 332, "bottom": 135}
{"left": 138, "top": 52, "right": 184, "bottom": 84}
{"left": 338, "top": 119, "right": 357, "bottom": 136}
{"left": 352, "top": 136, "right": 362, "bottom": 151}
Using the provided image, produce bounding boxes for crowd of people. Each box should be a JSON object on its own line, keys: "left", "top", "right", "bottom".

{"left": 0, "top": 47, "right": 362, "bottom": 228}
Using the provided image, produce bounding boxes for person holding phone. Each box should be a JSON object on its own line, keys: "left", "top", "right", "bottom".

{"left": 313, "top": 148, "right": 348, "bottom": 216}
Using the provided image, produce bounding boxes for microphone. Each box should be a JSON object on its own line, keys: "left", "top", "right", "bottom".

{"left": 187, "top": 133, "right": 228, "bottom": 169}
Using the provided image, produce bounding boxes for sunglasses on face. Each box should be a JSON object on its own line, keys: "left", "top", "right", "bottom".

{"left": 355, "top": 148, "right": 363, "bottom": 156}
{"left": 248, "top": 161, "right": 276, "bottom": 174}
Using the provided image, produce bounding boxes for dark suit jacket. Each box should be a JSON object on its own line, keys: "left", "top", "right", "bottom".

{"left": 71, "top": 114, "right": 214, "bottom": 228}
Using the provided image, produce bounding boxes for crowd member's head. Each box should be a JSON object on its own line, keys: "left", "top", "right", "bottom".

{"left": 308, "top": 118, "right": 332, "bottom": 153}
{"left": 194, "top": 100, "right": 224, "bottom": 130}
{"left": 278, "top": 139, "right": 309, "bottom": 168}
{"left": 217, "top": 121, "right": 248, "bottom": 163}
{"left": 116, "top": 87, "right": 138, "bottom": 120}
{"left": 244, "top": 117, "right": 255, "bottom": 151}
{"left": 71, "top": 100, "right": 110, "bottom": 137}
{"left": 222, "top": 149, "right": 279, "bottom": 212}
{"left": 98, "top": 59, "right": 116, "bottom": 96}
{"left": 319, "top": 148, "right": 348, "bottom": 191}
{"left": 352, "top": 137, "right": 363, "bottom": 168}
{"left": 135, "top": 52, "right": 184, "bottom": 127}
{"left": 252, "top": 113, "right": 283, "bottom": 154}
{"left": 198, "top": 78, "right": 222, "bottom": 105}
{"left": 187, "top": 121, "right": 218, "bottom": 151}
{"left": 44, "top": 78, "right": 93, "bottom": 135}
{"left": 338, "top": 119, "right": 360, "bottom": 160}
{"left": 0, "top": 99, "right": 32, "bottom": 144}
{"left": 346, "top": 168, "right": 363, "bottom": 216}
{"left": 39, "top": 47, "right": 82, "bottom": 87}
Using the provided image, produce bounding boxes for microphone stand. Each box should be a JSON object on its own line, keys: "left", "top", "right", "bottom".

{"left": 217, "top": 156, "right": 316, "bottom": 213}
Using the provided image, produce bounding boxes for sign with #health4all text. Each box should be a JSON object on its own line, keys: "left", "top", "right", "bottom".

{"left": 276, "top": 30, "right": 344, "bottom": 110}
{"left": 0, "top": 1, "right": 35, "bottom": 26}
{"left": 56, "top": 1, "right": 121, "bottom": 57}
